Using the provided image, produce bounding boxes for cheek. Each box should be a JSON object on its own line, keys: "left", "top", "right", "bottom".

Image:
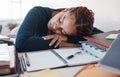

{"left": 65, "top": 25, "right": 76, "bottom": 35}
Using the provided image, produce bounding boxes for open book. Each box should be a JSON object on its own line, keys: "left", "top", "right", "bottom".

{"left": 20, "top": 41, "right": 107, "bottom": 72}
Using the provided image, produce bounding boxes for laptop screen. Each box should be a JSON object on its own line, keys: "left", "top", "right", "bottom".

{"left": 99, "top": 34, "right": 120, "bottom": 75}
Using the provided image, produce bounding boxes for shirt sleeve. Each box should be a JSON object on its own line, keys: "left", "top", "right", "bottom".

{"left": 67, "top": 35, "right": 86, "bottom": 43}
{"left": 20, "top": 36, "right": 59, "bottom": 52}
{"left": 67, "top": 27, "right": 104, "bottom": 43}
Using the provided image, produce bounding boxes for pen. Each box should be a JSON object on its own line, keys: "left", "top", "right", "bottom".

{"left": 25, "top": 53, "right": 30, "bottom": 66}
{"left": 66, "top": 51, "right": 82, "bottom": 60}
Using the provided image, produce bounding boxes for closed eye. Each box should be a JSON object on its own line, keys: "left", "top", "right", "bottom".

{"left": 58, "top": 15, "right": 65, "bottom": 24}
{"left": 58, "top": 17, "right": 62, "bottom": 23}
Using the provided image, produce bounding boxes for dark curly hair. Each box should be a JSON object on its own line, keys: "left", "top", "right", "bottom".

{"left": 69, "top": 6, "right": 94, "bottom": 36}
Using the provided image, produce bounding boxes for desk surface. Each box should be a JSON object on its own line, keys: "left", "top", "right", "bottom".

{"left": 19, "top": 30, "right": 120, "bottom": 77}
{"left": 19, "top": 66, "right": 84, "bottom": 77}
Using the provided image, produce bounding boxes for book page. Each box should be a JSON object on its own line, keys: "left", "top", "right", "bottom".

{"left": 25, "top": 50, "right": 66, "bottom": 72}
{"left": 54, "top": 47, "right": 99, "bottom": 66}
{"left": 0, "top": 44, "right": 10, "bottom": 66}
{"left": 8, "top": 45, "right": 15, "bottom": 68}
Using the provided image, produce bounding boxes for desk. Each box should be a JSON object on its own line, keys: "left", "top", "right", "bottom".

{"left": 19, "top": 30, "right": 120, "bottom": 77}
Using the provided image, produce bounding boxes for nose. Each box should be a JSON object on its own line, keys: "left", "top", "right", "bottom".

{"left": 53, "top": 23, "right": 61, "bottom": 30}
{"left": 53, "top": 23, "right": 62, "bottom": 34}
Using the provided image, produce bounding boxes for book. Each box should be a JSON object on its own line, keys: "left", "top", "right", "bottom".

{"left": 0, "top": 44, "right": 10, "bottom": 66}
{"left": 20, "top": 41, "right": 107, "bottom": 72}
{"left": 0, "top": 44, "right": 16, "bottom": 75}
{"left": 0, "top": 40, "right": 20, "bottom": 77}
{"left": 28, "top": 69, "right": 63, "bottom": 77}
{"left": 83, "top": 36, "right": 110, "bottom": 48}
{"left": 0, "top": 35, "right": 10, "bottom": 41}
{"left": 74, "top": 64, "right": 120, "bottom": 77}
{"left": 105, "top": 34, "right": 118, "bottom": 40}
{"left": 99, "top": 34, "right": 120, "bottom": 75}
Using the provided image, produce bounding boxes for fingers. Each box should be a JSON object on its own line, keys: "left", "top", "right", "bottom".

{"left": 42, "top": 35, "right": 54, "bottom": 40}
{"left": 49, "top": 35, "right": 59, "bottom": 46}
{"left": 54, "top": 39, "right": 62, "bottom": 48}
{"left": 42, "top": 34, "right": 67, "bottom": 48}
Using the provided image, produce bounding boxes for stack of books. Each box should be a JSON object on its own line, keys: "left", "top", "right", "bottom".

{"left": 0, "top": 35, "right": 10, "bottom": 41}
{"left": 0, "top": 43, "right": 20, "bottom": 77}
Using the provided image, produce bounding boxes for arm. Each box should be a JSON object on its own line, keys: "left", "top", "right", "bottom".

{"left": 42, "top": 34, "right": 81, "bottom": 48}
{"left": 15, "top": 6, "right": 55, "bottom": 52}
{"left": 19, "top": 36, "right": 58, "bottom": 52}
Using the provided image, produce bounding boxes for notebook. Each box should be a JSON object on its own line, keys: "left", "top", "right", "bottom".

{"left": 105, "top": 34, "right": 118, "bottom": 40}
{"left": 99, "top": 34, "right": 120, "bottom": 75}
{"left": 19, "top": 41, "right": 107, "bottom": 72}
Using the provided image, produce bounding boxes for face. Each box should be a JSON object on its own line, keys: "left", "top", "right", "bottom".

{"left": 48, "top": 10, "right": 76, "bottom": 35}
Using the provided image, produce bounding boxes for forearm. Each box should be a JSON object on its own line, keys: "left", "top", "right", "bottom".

{"left": 15, "top": 36, "right": 58, "bottom": 52}
{"left": 60, "top": 41, "right": 81, "bottom": 47}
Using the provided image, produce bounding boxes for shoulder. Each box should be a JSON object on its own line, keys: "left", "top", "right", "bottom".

{"left": 30, "top": 6, "right": 54, "bottom": 13}
{"left": 28, "top": 6, "right": 55, "bottom": 17}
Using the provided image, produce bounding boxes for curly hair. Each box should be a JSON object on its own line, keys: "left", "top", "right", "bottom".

{"left": 69, "top": 6, "right": 94, "bottom": 36}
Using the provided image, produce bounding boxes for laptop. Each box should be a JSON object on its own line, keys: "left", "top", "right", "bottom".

{"left": 99, "top": 34, "right": 120, "bottom": 75}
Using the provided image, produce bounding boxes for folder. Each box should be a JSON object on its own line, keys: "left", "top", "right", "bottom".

{"left": 29, "top": 69, "right": 63, "bottom": 77}
{"left": 74, "top": 64, "right": 120, "bottom": 77}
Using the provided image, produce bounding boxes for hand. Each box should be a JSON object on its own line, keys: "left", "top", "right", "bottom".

{"left": 42, "top": 34, "right": 68, "bottom": 48}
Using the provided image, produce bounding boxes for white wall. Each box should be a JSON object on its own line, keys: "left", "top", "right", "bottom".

{"left": 1, "top": 0, "right": 120, "bottom": 35}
